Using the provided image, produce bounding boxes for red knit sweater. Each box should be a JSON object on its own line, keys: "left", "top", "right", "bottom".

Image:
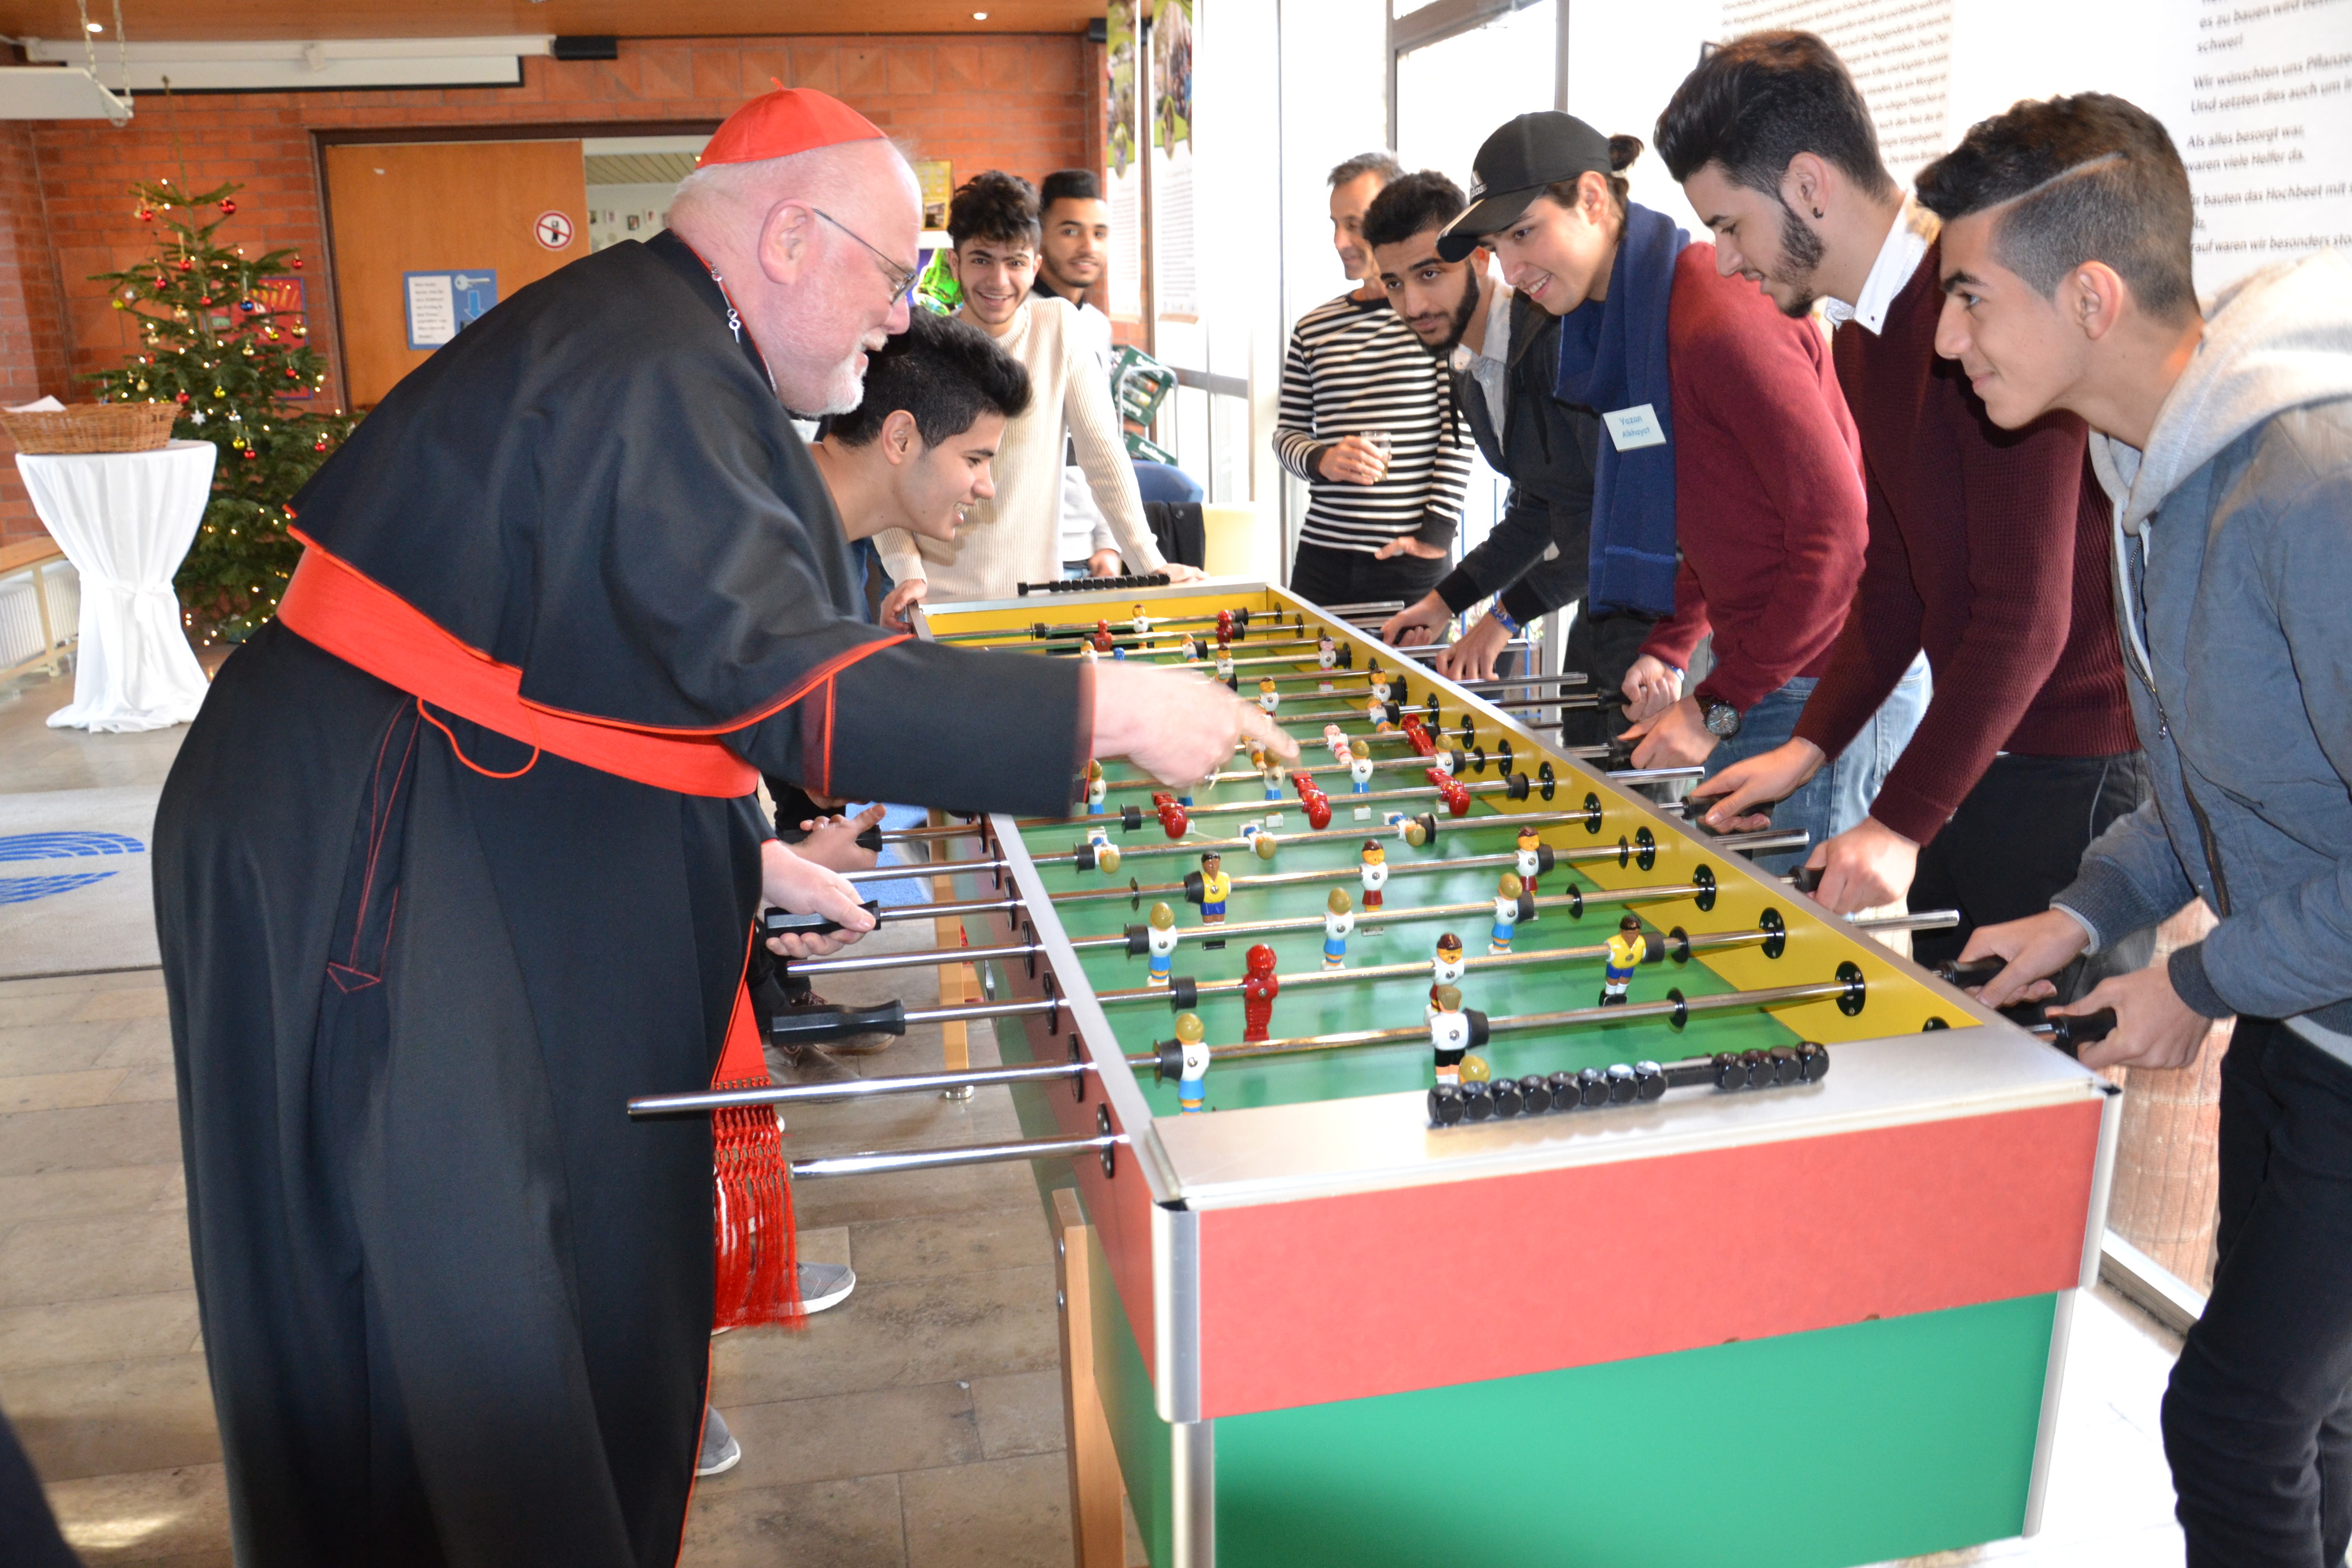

{"left": 1641, "top": 244, "right": 1867, "bottom": 711}
{"left": 1790, "top": 236, "right": 2136, "bottom": 845}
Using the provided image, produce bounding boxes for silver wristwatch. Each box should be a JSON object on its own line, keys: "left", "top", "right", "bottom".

{"left": 1702, "top": 698, "right": 1742, "bottom": 738}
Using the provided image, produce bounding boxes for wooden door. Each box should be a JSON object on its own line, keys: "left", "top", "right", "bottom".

{"left": 325, "top": 140, "right": 589, "bottom": 409}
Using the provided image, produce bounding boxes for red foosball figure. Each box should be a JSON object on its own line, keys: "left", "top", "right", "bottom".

{"left": 1241, "top": 944, "right": 1281, "bottom": 1043}
{"left": 1402, "top": 714, "right": 1434, "bottom": 755}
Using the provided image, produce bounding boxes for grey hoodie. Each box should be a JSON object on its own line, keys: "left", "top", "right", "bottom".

{"left": 2053, "top": 249, "right": 2352, "bottom": 1064}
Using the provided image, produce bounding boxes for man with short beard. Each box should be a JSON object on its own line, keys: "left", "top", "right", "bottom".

{"left": 1656, "top": 32, "right": 2143, "bottom": 982}
{"left": 150, "top": 89, "right": 1282, "bottom": 1566}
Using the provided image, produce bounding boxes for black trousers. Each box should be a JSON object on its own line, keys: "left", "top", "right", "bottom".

{"left": 1287, "top": 540, "right": 1451, "bottom": 614}
{"left": 1556, "top": 609, "right": 1656, "bottom": 750}
{"left": 1908, "top": 750, "right": 2152, "bottom": 995}
{"left": 2166, "top": 1019, "right": 2352, "bottom": 1567}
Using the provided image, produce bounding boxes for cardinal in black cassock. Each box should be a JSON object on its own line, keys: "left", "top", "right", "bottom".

{"left": 153, "top": 92, "right": 1087, "bottom": 1566}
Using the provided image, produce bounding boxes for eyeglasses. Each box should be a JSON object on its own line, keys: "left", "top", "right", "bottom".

{"left": 808, "top": 206, "right": 920, "bottom": 299}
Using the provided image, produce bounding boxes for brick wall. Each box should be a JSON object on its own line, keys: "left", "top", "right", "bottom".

{"left": 0, "top": 32, "right": 1098, "bottom": 546}
{"left": 0, "top": 119, "right": 75, "bottom": 544}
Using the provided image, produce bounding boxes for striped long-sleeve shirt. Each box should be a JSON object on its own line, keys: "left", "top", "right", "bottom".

{"left": 1274, "top": 291, "right": 1471, "bottom": 554}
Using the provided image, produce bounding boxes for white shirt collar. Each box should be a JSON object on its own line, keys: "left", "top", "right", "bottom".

{"left": 1823, "top": 194, "right": 1939, "bottom": 335}
{"left": 1450, "top": 272, "right": 1515, "bottom": 427}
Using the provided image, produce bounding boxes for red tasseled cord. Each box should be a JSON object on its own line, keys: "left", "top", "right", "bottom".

{"left": 711, "top": 955, "right": 803, "bottom": 1331}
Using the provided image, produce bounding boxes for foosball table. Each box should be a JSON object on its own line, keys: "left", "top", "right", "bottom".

{"left": 637, "top": 579, "right": 2122, "bottom": 1568}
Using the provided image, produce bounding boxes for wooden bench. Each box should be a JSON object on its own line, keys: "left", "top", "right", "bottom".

{"left": 0, "top": 534, "right": 72, "bottom": 683}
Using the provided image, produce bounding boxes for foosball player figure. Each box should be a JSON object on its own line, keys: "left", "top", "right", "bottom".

{"left": 1515, "top": 825, "right": 1542, "bottom": 892}
{"left": 1366, "top": 691, "right": 1394, "bottom": 733}
{"left": 1084, "top": 760, "right": 1107, "bottom": 815}
{"left": 1491, "top": 872, "right": 1524, "bottom": 955}
{"left": 1350, "top": 751, "right": 1375, "bottom": 794}
{"left": 1317, "top": 631, "right": 1338, "bottom": 690}
{"left": 1147, "top": 901, "right": 1180, "bottom": 988}
{"left": 1215, "top": 609, "right": 1235, "bottom": 643}
{"left": 1091, "top": 620, "right": 1117, "bottom": 656}
{"left": 1131, "top": 604, "right": 1152, "bottom": 638}
{"left": 1431, "top": 986, "right": 1472, "bottom": 1086}
{"left": 1174, "top": 1012, "right": 1210, "bottom": 1113}
{"left": 1601, "top": 914, "right": 1647, "bottom": 1007}
{"left": 1262, "top": 760, "right": 1287, "bottom": 800}
{"left": 1426, "top": 932, "right": 1468, "bottom": 1024}
{"left": 1215, "top": 644, "right": 1237, "bottom": 689}
{"left": 1241, "top": 944, "right": 1280, "bottom": 1044}
{"left": 1157, "top": 799, "right": 1188, "bottom": 840}
{"left": 1257, "top": 676, "right": 1281, "bottom": 716}
{"left": 1323, "top": 723, "right": 1347, "bottom": 757}
{"left": 1198, "top": 851, "right": 1231, "bottom": 924}
{"left": 1322, "top": 888, "right": 1355, "bottom": 971}
{"left": 1178, "top": 631, "right": 1200, "bottom": 662}
{"left": 1359, "top": 840, "right": 1388, "bottom": 910}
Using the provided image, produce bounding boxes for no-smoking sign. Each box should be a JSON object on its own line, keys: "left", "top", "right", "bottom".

{"left": 534, "top": 210, "right": 575, "bottom": 250}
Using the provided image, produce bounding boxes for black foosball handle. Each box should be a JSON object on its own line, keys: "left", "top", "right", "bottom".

{"left": 856, "top": 824, "right": 886, "bottom": 855}
{"left": 763, "top": 900, "right": 883, "bottom": 939}
{"left": 770, "top": 998, "right": 909, "bottom": 1045}
{"left": 1935, "top": 957, "right": 2004, "bottom": 986}
{"left": 2015, "top": 1006, "right": 2116, "bottom": 1059}
{"left": 1790, "top": 865, "right": 1824, "bottom": 893}
{"left": 1017, "top": 572, "right": 1174, "bottom": 596}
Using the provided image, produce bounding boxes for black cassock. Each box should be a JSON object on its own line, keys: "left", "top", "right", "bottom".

{"left": 153, "top": 230, "right": 1085, "bottom": 1567}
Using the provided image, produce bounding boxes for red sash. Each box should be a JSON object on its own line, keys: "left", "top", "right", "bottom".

{"left": 275, "top": 532, "right": 907, "bottom": 798}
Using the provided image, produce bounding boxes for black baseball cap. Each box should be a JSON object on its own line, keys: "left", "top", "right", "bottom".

{"left": 1436, "top": 112, "right": 1613, "bottom": 261}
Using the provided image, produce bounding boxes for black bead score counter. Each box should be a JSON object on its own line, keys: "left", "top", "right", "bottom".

{"left": 644, "top": 579, "right": 2122, "bottom": 1568}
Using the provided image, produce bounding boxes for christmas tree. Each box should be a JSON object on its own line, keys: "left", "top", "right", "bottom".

{"left": 85, "top": 176, "right": 355, "bottom": 644}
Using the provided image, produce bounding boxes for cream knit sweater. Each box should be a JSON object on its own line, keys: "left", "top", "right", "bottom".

{"left": 876, "top": 296, "right": 1166, "bottom": 602}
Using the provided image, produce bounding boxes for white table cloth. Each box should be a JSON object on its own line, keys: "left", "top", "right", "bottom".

{"left": 15, "top": 440, "right": 216, "bottom": 732}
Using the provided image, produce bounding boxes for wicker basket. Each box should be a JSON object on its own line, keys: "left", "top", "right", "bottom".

{"left": 1, "top": 402, "right": 181, "bottom": 456}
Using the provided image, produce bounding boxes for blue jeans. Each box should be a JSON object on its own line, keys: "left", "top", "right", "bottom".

{"left": 1702, "top": 653, "right": 1930, "bottom": 874}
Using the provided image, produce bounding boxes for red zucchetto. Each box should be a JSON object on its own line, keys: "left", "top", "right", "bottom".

{"left": 696, "top": 87, "right": 884, "bottom": 168}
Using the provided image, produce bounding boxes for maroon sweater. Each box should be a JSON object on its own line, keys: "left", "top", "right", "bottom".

{"left": 1790, "top": 236, "right": 2135, "bottom": 845}
{"left": 1641, "top": 244, "right": 1867, "bottom": 711}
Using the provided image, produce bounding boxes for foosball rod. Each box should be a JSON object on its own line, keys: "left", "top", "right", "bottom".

{"left": 1098, "top": 915, "right": 1790, "bottom": 1006}
{"left": 779, "top": 870, "right": 1738, "bottom": 984}
{"left": 931, "top": 604, "right": 1295, "bottom": 645}
{"left": 1045, "top": 634, "right": 1337, "bottom": 664}
{"left": 1041, "top": 805, "right": 1626, "bottom": 867}
{"left": 1154, "top": 967, "right": 1867, "bottom": 1068}
{"left": 838, "top": 825, "right": 1807, "bottom": 903}
{"left": 878, "top": 761, "right": 1706, "bottom": 846}
{"left": 1095, "top": 738, "right": 1633, "bottom": 795}
{"left": 1076, "top": 878, "right": 1718, "bottom": 954}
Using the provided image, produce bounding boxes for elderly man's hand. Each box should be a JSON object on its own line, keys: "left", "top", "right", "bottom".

{"left": 1091, "top": 662, "right": 1297, "bottom": 785}
{"left": 760, "top": 838, "right": 876, "bottom": 958}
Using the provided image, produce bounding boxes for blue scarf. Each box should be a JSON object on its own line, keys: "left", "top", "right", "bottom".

{"left": 1553, "top": 202, "right": 1687, "bottom": 618}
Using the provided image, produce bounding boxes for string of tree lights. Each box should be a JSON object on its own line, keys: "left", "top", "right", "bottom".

{"left": 83, "top": 177, "right": 356, "bottom": 644}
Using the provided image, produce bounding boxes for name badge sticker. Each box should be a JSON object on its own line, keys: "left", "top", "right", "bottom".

{"left": 1603, "top": 403, "right": 1665, "bottom": 452}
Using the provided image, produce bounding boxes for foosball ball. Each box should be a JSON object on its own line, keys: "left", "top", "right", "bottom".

{"left": 633, "top": 580, "right": 2121, "bottom": 1568}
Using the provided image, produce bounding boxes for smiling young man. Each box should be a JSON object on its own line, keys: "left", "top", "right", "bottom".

{"left": 1653, "top": 32, "right": 2141, "bottom": 979}
{"left": 1274, "top": 152, "right": 1472, "bottom": 610}
{"left": 1908, "top": 96, "right": 2352, "bottom": 1567}
{"left": 1366, "top": 151, "right": 1893, "bottom": 841}
{"left": 874, "top": 170, "right": 1198, "bottom": 620}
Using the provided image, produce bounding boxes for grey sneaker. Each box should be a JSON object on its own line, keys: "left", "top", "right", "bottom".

{"left": 800, "top": 1260, "right": 856, "bottom": 1314}
{"left": 696, "top": 1406, "right": 741, "bottom": 1477}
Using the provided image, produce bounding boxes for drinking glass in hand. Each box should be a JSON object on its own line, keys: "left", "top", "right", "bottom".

{"left": 1360, "top": 429, "right": 1391, "bottom": 483}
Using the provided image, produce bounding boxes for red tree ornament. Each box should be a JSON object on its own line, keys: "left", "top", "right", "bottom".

{"left": 219, "top": 198, "right": 237, "bottom": 214}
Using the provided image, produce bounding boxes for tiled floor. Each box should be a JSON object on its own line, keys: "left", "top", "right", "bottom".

{"left": 1, "top": 659, "right": 2194, "bottom": 1566}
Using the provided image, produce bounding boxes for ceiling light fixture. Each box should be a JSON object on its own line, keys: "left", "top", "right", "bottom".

{"left": 86, "top": 19, "right": 103, "bottom": 30}
{"left": 972, "top": 11, "right": 988, "bottom": 18}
